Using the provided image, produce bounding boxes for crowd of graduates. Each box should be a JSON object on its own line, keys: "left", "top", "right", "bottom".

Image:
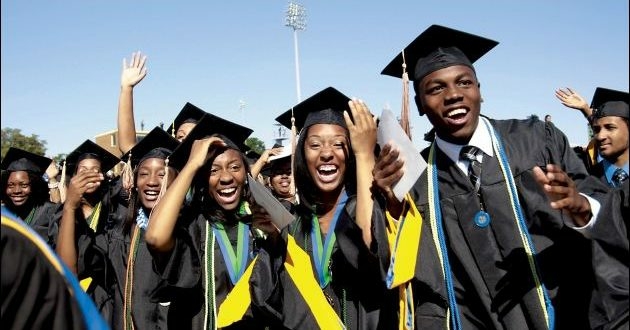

{"left": 1, "top": 24, "right": 628, "bottom": 330}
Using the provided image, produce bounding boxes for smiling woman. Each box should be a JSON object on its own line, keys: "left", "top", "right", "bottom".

{"left": 1, "top": 147, "right": 59, "bottom": 247}
{"left": 143, "top": 114, "right": 283, "bottom": 329}
{"left": 249, "top": 87, "right": 397, "bottom": 329}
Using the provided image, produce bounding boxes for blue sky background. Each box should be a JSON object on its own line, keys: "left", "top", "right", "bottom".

{"left": 2, "top": 1, "right": 628, "bottom": 158}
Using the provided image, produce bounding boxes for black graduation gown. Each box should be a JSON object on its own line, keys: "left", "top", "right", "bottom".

{"left": 1, "top": 218, "right": 88, "bottom": 330}
{"left": 105, "top": 213, "right": 170, "bottom": 330}
{"left": 10, "top": 201, "right": 60, "bottom": 248}
{"left": 150, "top": 212, "right": 274, "bottom": 329}
{"left": 587, "top": 163, "right": 629, "bottom": 329}
{"left": 251, "top": 195, "right": 398, "bottom": 330}
{"left": 54, "top": 185, "right": 127, "bottom": 328}
{"left": 376, "top": 119, "right": 612, "bottom": 329}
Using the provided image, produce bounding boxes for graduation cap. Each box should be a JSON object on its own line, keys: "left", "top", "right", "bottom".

{"left": 65, "top": 140, "right": 120, "bottom": 175}
{"left": 267, "top": 145, "right": 292, "bottom": 163}
{"left": 123, "top": 127, "right": 180, "bottom": 169}
{"left": 590, "top": 87, "right": 630, "bottom": 119}
{"left": 1, "top": 147, "right": 52, "bottom": 175}
{"left": 165, "top": 102, "right": 209, "bottom": 138}
{"left": 119, "top": 126, "right": 180, "bottom": 198}
{"left": 381, "top": 24, "right": 499, "bottom": 82}
{"left": 168, "top": 114, "right": 253, "bottom": 171}
{"left": 261, "top": 146, "right": 293, "bottom": 177}
{"left": 275, "top": 87, "right": 352, "bottom": 132}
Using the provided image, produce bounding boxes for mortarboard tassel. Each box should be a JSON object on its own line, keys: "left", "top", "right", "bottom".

{"left": 400, "top": 50, "right": 412, "bottom": 139}
{"left": 121, "top": 152, "right": 134, "bottom": 200}
{"left": 289, "top": 111, "right": 299, "bottom": 204}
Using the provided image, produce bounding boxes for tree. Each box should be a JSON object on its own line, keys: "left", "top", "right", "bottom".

{"left": 1, "top": 128, "right": 48, "bottom": 159}
{"left": 245, "top": 137, "right": 265, "bottom": 155}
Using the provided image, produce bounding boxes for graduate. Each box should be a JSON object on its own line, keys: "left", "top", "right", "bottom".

{"left": 145, "top": 115, "right": 281, "bottom": 329}
{"left": 251, "top": 87, "right": 397, "bottom": 329}
{"left": 259, "top": 145, "right": 297, "bottom": 213}
{"left": 1, "top": 209, "right": 109, "bottom": 330}
{"left": 57, "top": 128, "right": 180, "bottom": 329}
{"left": 584, "top": 89, "right": 629, "bottom": 329}
{"left": 1, "top": 147, "right": 59, "bottom": 246}
{"left": 56, "top": 139, "right": 122, "bottom": 323}
{"left": 375, "top": 24, "right": 613, "bottom": 329}
{"left": 587, "top": 88, "right": 629, "bottom": 189}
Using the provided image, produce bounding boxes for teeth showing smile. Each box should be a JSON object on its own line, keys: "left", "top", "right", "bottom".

{"left": 219, "top": 188, "right": 236, "bottom": 195}
{"left": 447, "top": 108, "right": 467, "bottom": 117}
{"left": 318, "top": 164, "right": 337, "bottom": 173}
{"left": 145, "top": 191, "right": 159, "bottom": 196}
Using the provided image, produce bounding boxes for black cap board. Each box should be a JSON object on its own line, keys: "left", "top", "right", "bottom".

{"left": 165, "top": 102, "right": 210, "bottom": 138}
{"left": 381, "top": 24, "right": 498, "bottom": 82}
{"left": 275, "top": 86, "right": 352, "bottom": 132}
{"left": 123, "top": 126, "right": 180, "bottom": 168}
{"left": 590, "top": 87, "right": 629, "bottom": 110}
{"left": 168, "top": 114, "right": 253, "bottom": 171}
{"left": 1, "top": 147, "right": 52, "bottom": 175}
{"left": 65, "top": 140, "right": 120, "bottom": 174}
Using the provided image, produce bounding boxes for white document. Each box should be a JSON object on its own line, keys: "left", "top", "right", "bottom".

{"left": 376, "top": 109, "right": 426, "bottom": 202}
{"left": 247, "top": 174, "right": 294, "bottom": 230}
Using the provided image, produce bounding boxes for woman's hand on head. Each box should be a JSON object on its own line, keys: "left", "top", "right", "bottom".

{"left": 187, "top": 137, "right": 226, "bottom": 170}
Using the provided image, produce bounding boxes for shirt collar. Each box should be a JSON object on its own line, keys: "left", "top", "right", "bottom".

{"left": 435, "top": 119, "right": 495, "bottom": 165}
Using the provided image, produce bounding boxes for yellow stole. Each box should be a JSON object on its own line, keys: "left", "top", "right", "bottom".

{"left": 385, "top": 193, "right": 423, "bottom": 330}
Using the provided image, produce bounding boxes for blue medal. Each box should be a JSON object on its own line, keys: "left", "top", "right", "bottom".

{"left": 473, "top": 210, "right": 491, "bottom": 228}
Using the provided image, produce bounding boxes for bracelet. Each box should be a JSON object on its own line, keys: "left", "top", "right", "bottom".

{"left": 48, "top": 182, "right": 59, "bottom": 189}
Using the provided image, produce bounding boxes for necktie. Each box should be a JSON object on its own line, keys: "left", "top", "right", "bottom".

{"left": 612, "top": 168, "right": 628, "bottom": 188}
{"left": 460, "top": 146, "right": 483, "bottom": 192}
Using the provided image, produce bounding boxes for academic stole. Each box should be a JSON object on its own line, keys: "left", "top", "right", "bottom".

{"left": 385, "top": 193, "right": 422, "bottom": 330}
{"left": 426, "top": 117, "right": 555, "bottom": 330}
{"left": 79, "top": 201, "right": 103, "bottom": 291}
{"left": 23, "top": 206, "right": 38, "bottom": 225}
{"left": 87, "top": 202, "right": 103, "bottom": 231}
{"left": 210, "top": 220, "right": 260, "bottom": 328}
{"left": 311, "top": 191, "right": 348, "bottom": 289}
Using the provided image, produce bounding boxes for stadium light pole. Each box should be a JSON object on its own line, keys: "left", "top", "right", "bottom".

{"left": 285, "top": 1, "right": 306, "bottom": 102}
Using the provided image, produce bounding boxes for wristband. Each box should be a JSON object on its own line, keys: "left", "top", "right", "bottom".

{"left": 48, "top": 182, "right": 59, "bottom": 189}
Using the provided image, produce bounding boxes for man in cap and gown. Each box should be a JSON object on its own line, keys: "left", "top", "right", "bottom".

{"left": 373, "top": 24, "right": 615, "bottom": 329}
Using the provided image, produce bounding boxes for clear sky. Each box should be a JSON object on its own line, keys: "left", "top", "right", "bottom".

{"left": 2, "top": 1, "right": 628, "bottom": 158}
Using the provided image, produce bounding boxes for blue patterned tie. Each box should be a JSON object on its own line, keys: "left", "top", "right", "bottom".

{"left": 460, "top": 146, "right": 483, "bottom": 192}
{"left": 612, "top": 168, "right": 628, "bottom": 188}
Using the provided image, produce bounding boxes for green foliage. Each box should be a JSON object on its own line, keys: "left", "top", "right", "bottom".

{"left": 1, "top": 127, "right": 48, "bottom": 159}
{"left": 245, "top": 137, "right": 266, "bottom": 154}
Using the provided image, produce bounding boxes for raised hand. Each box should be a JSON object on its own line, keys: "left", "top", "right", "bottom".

{"left": 45, "top": 160, "right": 60, "bottom": 182}
{"left": 65, "top": 170, "right": 104, "bottom": 209}
{"left": 554, "top": 87, "right": 592, "bottom": 117}
{"left": 121, "top": 51, "right": 148, "bottom": 89}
